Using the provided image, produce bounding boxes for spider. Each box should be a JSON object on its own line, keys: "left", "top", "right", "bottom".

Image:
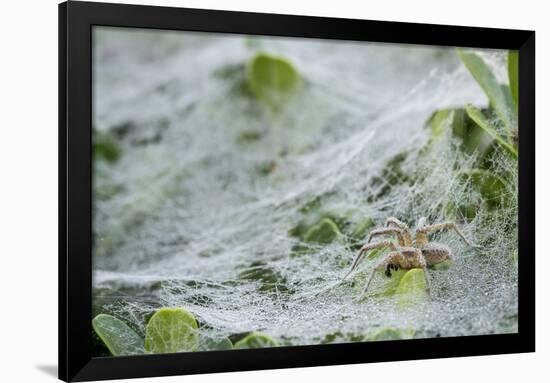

{"left": 343, "top": 217, "right": 475, "bottom": 298}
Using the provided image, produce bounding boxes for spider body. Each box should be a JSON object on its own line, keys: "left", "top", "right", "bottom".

{"left": 344, "top": 217, "right": 475, "bottom": 298}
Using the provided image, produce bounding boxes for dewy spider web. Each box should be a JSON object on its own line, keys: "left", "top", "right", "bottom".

{"left": 92, "top": 27, "right": 518, "bottom": 346}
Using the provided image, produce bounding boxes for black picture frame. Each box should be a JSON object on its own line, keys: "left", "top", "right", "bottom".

{"left": 59, "top": 1, "right": 535, "bottom": 381}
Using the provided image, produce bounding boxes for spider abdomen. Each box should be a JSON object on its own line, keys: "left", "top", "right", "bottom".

{"left": 421, "top": 242, "right": 452, "bottom": 266}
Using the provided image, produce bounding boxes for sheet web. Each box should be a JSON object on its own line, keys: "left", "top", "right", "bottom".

{"left": 92, "top": 28, "right": 518, "bottom": 347}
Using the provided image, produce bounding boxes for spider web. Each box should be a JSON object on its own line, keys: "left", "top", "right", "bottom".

{"left": 92, "top": 27, "right": 518, "bottom": 348}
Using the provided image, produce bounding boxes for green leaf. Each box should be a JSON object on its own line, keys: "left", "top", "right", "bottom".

{"left": 465, "top": 104, "right": 518, "bottom": 159}
{"left": 427, "top": 109, "right": 454, "bottom": 143}
{"left": 247, "top": 53, "right": 302, "bottom": 108}
{"left": 396, "top": 269, "right": 427, "bottom": 294}
{"left": 445, "top": 201, "right": 478, "bottom": 221}
{"left": 424, "top": 108, "right": 492, "bottom": 156}
{"left": 367, "top": 327, "right": 415, "bottom": 341}
{"left": 395, "top": 268, "right": 430, "bottom": 306}
{"left": 145, "top": 308, "right": 199, "bottom": 354}
{"left": 198, "top": 336, "right": 234, "bottom": 351}
{"left": 234, "top": 333, "right": 278, "bottom": 349}
{"left": 352, "top": 265, "right": 406, "bottom": 296}
{"left": 92, "top": 314, "right": 145, "bottom": 356}
{"left": 350, "top": 217, "right": 375, "bottom": 241}
{"left": 348, "top": 217, "right": 376, "bottom": 251}
{"left": 238, "top": 261, "right": 291, "bottom": 293}
{"left": 457, "top": 49, "right": 514, "bottom": 131}
{"left": 461, "top": 168, "right": 509, "bottom": 209}
{"left": 303, "top": 218, "right": 342, "bottom": 244}
{"left": 508, "top": 50, "right": 519, "bottom": 111}
{"left": 446, "top": 167, "right": 510, "bottom": 219}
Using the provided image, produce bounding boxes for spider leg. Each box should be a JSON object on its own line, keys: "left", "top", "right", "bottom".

{"left": 413, "top": 251, "right": 432, "bottom": 299}
{"left": 366, "top": 227, "right": 404, "bottom": 246}
{"left": 422, "top": 264, "right": 432, "bottom": 299}
{"left": 385, "top": 217, "right": 409, "bottom": 230}
{"left": 416, "top": 222, "right": 475, "bottom": 247}
{"left": 343, "top": 240, "right": 398, "bottom": 280}
{"left": 361, "top": 251, "right": 403, "bottom": 297}
{"left": 403, "top": 249, "right": 433, "bottom": 299}
{"left": 385, "top": 217, "right": 413, "bottom": 246}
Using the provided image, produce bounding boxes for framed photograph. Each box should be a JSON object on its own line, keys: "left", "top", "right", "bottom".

{"left": 59, "top": 1, "right": 535, "bottom": 381}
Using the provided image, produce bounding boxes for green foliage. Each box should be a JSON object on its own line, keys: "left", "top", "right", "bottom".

{"left": 426, "top": 108, "right": 491, "bottom": 155}
{"left": 303, "top": 217, "right": 342, "bottom": 244}
{"left": 93, "top": 307, "right": 240, "bottom": 354}
{"left": 457, "top": 49, "right": 515, "bottom": 131}
{"left": 350, "top": 218, "right": 375, "bottom": 241}
{"left": 465, "top": 104, "right": 517, "bottom": 159}
{"left": 348, "top": 217, "right": 376, "bottom": 250}
{"left": 367, "top": 327, "right": 415, "bottom": 341}
{"left": 446, "top": 165, "right": 511, "bottom": 220}
{"left": 198, "top": 336, "right": 234, "bottom": 351}
{"left": 396, "top": 269, "right": 427, "bottom": 294}
{"left": 427, "top": 109, "right": 453, "bottom": 144}
{"left": 288, "top": 203, "right": 346, "bottom": 256}
{"left": 368, "top": 152, "right": 410, "bottom": 202}
{"left": 234, "top": 332, "right": 278, "bottom": 349}
{"left": 238, "top": 261, "right": 291, "bottom": 293}
{"left": 446, "top": 168, "right": 512, "bottom": 219}
{"left": 92, "top": 314, "right": 145, "bottom": 356}
{"left": 145, "top": 308, "right": 199, "bottom": 353}
{"left": 426, "top": 106, "right": 514, "bottom": 220}
{"left": 395, "top": 268, "right": 430, "bottom": 306}
{"left": 352, "top": 265, "right": 406, "bottom": 297}
{"left": 288, "top": 221, "right": 309, "bottom": 241}
{"left": 508, "top": 51, "right": 519, "bottom": 111}
{"left": 454, "top": 49, "right": 519, "bottom": 165}
{"left": 247, "top": 52, "right": 302, "bottom": 108}
{"left": 93, "top": 129, "right": 122, "bottom": 163}
{"left": 461, "top": 168, "right": 509, "bottom": 209}
{"left": 445, "top": 201, "right": 477, "bottom": 221}
{"left": 446, "top": 166, "right": 510, "bottom": 219}
{"left": 423, "top": 51, "right": 519, "bottom": 222}
{"left": 321, "top": 331, "right": 365, "bottom": 344}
